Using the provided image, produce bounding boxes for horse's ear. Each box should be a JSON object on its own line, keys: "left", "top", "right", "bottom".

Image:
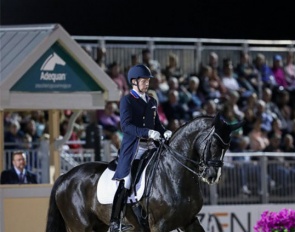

{"left": 214, "top": 112, "right": 244, "bottom": 132}
{"left": 214, "top": 113, "right": 244, "bottom": 143}
{"left": 213, "top": 112, "right": 222, "bottom": 126}
{"left": 213, "top": 112, "right": 226, "bottom": 127}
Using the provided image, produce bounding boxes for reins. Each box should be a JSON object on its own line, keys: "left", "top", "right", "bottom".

{"left": 158, "top": 130, "right": 227, "bottom": 178}
{"left": 161, "top": 142, "right": 204, "bottom": 178}
{"left": 143, "top": 128, "right": 228, "bottom": 220}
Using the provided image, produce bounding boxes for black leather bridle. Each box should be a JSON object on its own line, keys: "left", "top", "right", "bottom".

{"left": 160, "top": 129, "right": 229, "bottom": 178}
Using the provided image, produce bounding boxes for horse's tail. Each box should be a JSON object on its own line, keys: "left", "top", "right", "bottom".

{"left": 45, "top": 176, "right": 67, "bottom": 232}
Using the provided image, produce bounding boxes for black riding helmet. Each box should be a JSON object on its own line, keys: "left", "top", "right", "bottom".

{"left": 127, "top": 64, "right": 153, "bottom": 85}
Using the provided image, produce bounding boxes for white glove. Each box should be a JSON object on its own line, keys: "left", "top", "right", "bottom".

{"left": 148, "top": 130, "right": 161, "bottom": 141}
{"left": 164, "top": 130, "right": 172, "bottom": 140}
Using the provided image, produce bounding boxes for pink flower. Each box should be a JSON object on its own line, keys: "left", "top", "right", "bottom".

{"left": 254, "top": 208, "right": 295, "bottom": 232}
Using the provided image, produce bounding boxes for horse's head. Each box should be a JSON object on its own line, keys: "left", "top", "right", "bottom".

{"left": 195, "top": 113, "right": 244, "bottom": 184}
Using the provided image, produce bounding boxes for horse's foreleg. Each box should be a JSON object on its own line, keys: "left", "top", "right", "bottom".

{"left": 181, "top": 217, "right": 205, "bottom": 232}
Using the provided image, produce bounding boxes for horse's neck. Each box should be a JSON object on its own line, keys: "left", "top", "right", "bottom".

{"left": 161, "top": 140, "right": 196, "bottom": 179}
{"left": 151, "top": 145, "right": 201, "bottom": 197}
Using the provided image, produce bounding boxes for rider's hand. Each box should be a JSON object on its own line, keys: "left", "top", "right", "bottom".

{"left": 164, "top": 130, "right": 172, "bottom": 140}
{"left": 148, "top": 130, "right": 161, "bottom": 141}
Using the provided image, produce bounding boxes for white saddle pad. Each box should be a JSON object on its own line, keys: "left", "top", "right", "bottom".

{"left": 97, "top": 166, "right": 148, "bottom": 204}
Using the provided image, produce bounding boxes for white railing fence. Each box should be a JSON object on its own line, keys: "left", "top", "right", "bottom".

{"left": 2, "top": 144, "right": 295, "bottom": 205}
{"left": 72, "top": 36, "right": 295, "bottom": 76}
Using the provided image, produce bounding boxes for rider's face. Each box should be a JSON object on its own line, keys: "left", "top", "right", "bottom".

{"left": 136, "top": 78, "right": 150, "bottom": 93}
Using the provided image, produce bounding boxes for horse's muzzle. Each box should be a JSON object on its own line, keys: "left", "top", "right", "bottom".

{"left": 201, "top": 166, "right": 222, "bottom": 185}
{"left": 207, "top": 160, "right": 223, "bottom": 168}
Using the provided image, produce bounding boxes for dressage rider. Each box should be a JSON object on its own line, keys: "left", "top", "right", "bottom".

{"left": 110, "top": 64, "right": 172, "bottom": 232}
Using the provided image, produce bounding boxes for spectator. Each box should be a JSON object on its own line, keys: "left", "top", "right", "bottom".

{"left": 161, "top": 90, "right": 190, "bottom": 123}
{"left": 84, "top": 111, "right": 102, "bottom": 161}
{"left": 103, "top": 125, "right": 122, "bottom": 155}
{"left": 3, "top": 112, "right": 20, "bottom": 133}
{"left": 0, "top": 151, "right": 38, "bottom": 184}
{"left": 162, "top": 52, "right": 186, "bottom": 84}
{"left": 73, "top": 113, "right": 87, "bottom": 142}
{"left": 289, "top": 119, "right": 295, "bottom": 142}
{"left": 148, "top": 90, "right": 168, "bottom": 126}
{"left": 248, "top": 117, "right": 269, "bottom": 151}
{"left": 264, "top": 132, "right": 282, "bottom": 153}
{"left": 281, "top": 133, "right": 295, "bottom": 154}
{"left": 22, "top": 119, "right": 40, "bottom": 149}
{"left": 60, "top": 119, "right": 82, "bottom": 150}
{"left": 4, "top": 120, "right": 24, "bottom": 150}
{"left": 98, "top": 101, "right": 120, "bottom": 130}
{"left": 22, "top": 133, "right": 33, "bottom": 150}
{"left": 262, "top": 87, "right": 288, "bottom": 131}
{"left": 96, "top": 47, "right": 107, "bottom": 72}
{"left": 268, "top": 117, "right": 283, "bottom": 139}
{"left": 275, "top": 88, "right": 292, "bottom": 132}
{"left": 208, "top": 52, "right": 222, "bottom": 77}
{"left": 31, "top": 110, "right": 46, "bottom": 137}
{"left": 167, "top": 119, "right": 181, "bottom": 132}
{"left": 209, "top": 66, "right": 227, "bottom": 98}
{"left": 167, "top": 76, "right": 190, "bottom": 106}
{"left": 253, "top": 53, "right": 277, "bottom": 88}
{"left": 201, "top": 99, "right": 218, "bottom": 117}
{"left": 141, "top": 48, "right": 161, "bottom": 74}
{"left": 242, "top": 108, "right": 256, "bottom": 135}
{"left": 224, "top": 90, "right": 244, "bottom": 121}
{"left": 149, "top": 73, "right": 168, "bottom": 104}
{"left": 186, "top": 76, "right": 203, "bottom": 117}
{"left": 108, "top": 131, "right": 122, "bottom": 158}
{"left": 198, "top": 65, "right": 221, "bottom": 100}
{"left": 241, "top": 91, "right": 258, "bottom": 113}
{"left": 107, "top": 61, "right": 129, "bottom": 98}
{"left": 272, "top": 55, "right": 287, "bottom": 88}
{"left": 221, "top": 102, "right": 243, "bottom": 151}
{"left": 255, "top": 99, "right": 273, "bottom": 133}
{"left": 235, "top": 51, "right": 259, "bottom": 92}
{"left": 221, "top": 58, "right": 242, "bottom": 93}
{"left": 284, "top": 51, "right": 295, "bottom": 90}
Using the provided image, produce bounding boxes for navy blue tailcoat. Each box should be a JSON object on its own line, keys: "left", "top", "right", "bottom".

{"left": 113, "top": 90, "right": 166, "bottom": 180}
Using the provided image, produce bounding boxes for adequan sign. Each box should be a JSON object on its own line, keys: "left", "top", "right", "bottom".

{"left": 11, "top": 42, "right": 104, "bottom": 93}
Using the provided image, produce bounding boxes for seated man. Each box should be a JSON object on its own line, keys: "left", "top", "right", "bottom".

{"left": 0, "top": 151, "right": 38, "bottom": 184}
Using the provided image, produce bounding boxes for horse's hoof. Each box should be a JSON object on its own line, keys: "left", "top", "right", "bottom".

{"left": 110, "top": 222, "right": 133, "bottom": 232}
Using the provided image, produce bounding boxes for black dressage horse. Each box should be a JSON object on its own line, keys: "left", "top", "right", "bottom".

{"left": 46, "top": 113, "right": 243, "bottom": 232}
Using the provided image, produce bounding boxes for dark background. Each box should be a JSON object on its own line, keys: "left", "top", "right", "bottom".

{"left": 0, "top": 0, "right": 293, "bottom": 39}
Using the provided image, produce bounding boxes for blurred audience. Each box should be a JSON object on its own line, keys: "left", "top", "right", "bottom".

{"left": 3, "top": 48, "right": 295, "bottom": 196}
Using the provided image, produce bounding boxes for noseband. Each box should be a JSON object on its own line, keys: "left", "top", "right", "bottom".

{"left": 204, "top": 132, "right": 230, "bottom": 168}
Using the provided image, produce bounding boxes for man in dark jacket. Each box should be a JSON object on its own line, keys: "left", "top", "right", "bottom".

{"left": 109, "top": 64, "right": 172, "bottom": 232}
{"left": 0, "top": 151, "right": 38, "bottom": 184}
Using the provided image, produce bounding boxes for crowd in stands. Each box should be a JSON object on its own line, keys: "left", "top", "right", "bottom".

{"left": 4, "top": 48, "right": 295, "bottom": 155}
{"left": 3, "top": 47, "right": 295, "bottom": 192}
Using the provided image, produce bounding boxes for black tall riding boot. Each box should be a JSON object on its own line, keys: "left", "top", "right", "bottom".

{"left": 110, "top": 180, "right": 128, "bottom": 232}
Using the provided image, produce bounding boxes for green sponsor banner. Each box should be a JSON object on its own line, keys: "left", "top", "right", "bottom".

{"left": 11, "top": 43, "right": 104, "bottom": 92}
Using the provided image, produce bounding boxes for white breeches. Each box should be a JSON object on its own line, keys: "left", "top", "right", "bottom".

{"left": 122, "top": 142, "right": 156, "bottom": 189}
